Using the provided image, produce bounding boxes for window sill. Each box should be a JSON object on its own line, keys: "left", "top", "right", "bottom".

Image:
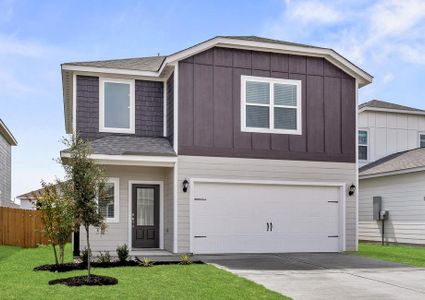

{"left": 241, "top": 127, "right": 302, "bottom": 135}
{"left": 99, "top": 127, "right": 135, "bottom": 134}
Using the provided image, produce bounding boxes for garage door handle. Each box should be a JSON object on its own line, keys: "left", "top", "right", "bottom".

{"left": 266, "top": 222, "right": 269, "bottom": 231}
{"left": 270, "top": 222, "right": 273, "bottom": 232}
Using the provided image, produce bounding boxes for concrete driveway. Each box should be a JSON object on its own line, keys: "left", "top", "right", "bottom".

{"left": 198, "top": 253, "right": 425, "bottom": 300}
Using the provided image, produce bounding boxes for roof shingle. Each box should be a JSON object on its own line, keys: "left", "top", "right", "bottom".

{"left": 359, "top": 147, "right": 425, "bottom": 177}
{"left": 359, "top": 99, "right": 425, "bottom": 113}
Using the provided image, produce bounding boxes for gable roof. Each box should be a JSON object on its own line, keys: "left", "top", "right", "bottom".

{"left": 62, "top": 35, "right": 373, "bottom": 133}
{"left": 359, "top": 99, "right": 425, "bottom": 115}
{"left": 359, "top": 147, "right": 425, "bottom": 179}
{"left": 0, "top": 119, "right": 17, "bottom": 146}
{"left": 63, "top": 55, "right": 166, "bottom": 72}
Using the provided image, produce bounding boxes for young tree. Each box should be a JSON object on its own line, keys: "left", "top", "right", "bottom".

{"left": 33, "top": 180, "right": 74, "bottom": 265}
{"left": 61, "top": 135, "right": 107, "bottom": 278}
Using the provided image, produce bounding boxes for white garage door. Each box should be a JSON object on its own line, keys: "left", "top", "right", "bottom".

{"left": 192, "top": 182, "right": 342, "bottom": 254}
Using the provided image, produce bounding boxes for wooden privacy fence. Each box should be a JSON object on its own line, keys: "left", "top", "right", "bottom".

{"left": 0, "top": 207, "right": 50, "bottom": 248}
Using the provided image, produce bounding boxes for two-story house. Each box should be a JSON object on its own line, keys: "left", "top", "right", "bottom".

{"left": 358, "top": 100, "right": 425, "bottom": 244}
{"left": 60, "top": 36, "right": 372, "bottom": 255}
{"left": 0, "top": 119, "right": 17, "bottom": 207}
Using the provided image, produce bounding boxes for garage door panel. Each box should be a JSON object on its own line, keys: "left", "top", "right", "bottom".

{"left": 192, "top": 182, "right": 341, "bottom": 254}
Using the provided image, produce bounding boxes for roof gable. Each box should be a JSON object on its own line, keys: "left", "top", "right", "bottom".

{"left": 359, "top": 99, "right": 425, "bottom": 115}
{"left": 0, "top": 119, "right": 17, "bottom": 146}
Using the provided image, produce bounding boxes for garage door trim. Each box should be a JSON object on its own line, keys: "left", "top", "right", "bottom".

{"left": 189, "top": 178, "right": 347, "bottom": 253}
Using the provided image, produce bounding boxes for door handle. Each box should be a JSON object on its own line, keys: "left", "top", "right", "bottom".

{"left": 132, "top": 213, "right": 135, "bottom": 227}
{"left": 270, "top": 222, "right": 273, "bottom": 232}
{"left": 266, "top": 222, "right": 269, "bottom": 231}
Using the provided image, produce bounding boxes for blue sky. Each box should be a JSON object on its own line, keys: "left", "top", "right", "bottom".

{"left": 1, "top": 0, "right": 425, "bottom": 200}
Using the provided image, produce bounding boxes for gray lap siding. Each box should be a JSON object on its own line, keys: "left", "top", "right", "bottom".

{"left": 0, "top": 134, "right": 11, "bottom": 204}
{"left": 76, "top": 75, "right": 164, "bottom": 140}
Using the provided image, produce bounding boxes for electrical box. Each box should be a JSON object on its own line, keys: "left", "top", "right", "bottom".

{"left": 373, "top": 196, "right": 382, "bottom": 221}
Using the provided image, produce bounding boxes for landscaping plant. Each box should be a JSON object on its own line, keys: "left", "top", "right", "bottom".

{"left": 139, "top": 257, "right": 153, "bottom": 267}
{"left": 61, "top": 135, "right": 108, "bottom": 279}
{"left": 116, "top": 244, "right": 129, "bottom": 263}
{"left": 97, "top": 251, "right": 112, "bottom": 264}
{"left": 33, "top": 180, "right": 74, "bottom": 266}
{"left": 180, "top": 254, "right": 193, "bottom": 265}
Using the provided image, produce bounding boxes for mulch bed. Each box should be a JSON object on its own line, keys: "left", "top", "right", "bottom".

{"left": 35, "top": 260, "right": 204, "bottom": 272}
{"left": 49, "top": 275, "right": 118, "bottom": 287}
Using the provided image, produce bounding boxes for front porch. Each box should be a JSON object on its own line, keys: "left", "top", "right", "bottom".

{"left": 77, "top": 163, "right": 176, "bottom": 256}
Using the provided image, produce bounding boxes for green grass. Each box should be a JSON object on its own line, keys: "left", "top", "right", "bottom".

{"left": 355, "top": 242, "right": 425, "bottom": 267}
{"left": 0, "top": 244, "right": 288, "bottom": 300}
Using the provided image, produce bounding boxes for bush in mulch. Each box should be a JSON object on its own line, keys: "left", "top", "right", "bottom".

{"left": 49, "top": 275, "right": 118, "bottom": 287}
{"left": 34, "top": 259, "right": 204, "bottom": 273}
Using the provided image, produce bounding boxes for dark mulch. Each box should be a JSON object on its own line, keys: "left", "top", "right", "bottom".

{"left": 34, "top": 260, "right": 204, "bottom": 272}
{"left": 49, "top": 275, "right": 118, "bottom": 287}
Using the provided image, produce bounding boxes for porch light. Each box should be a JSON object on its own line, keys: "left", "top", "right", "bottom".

{"left": 348, "top": 184, "right": 356, "bottom": 196}
{"left": 182, "top": 179, "right": 189, "bottom": 193}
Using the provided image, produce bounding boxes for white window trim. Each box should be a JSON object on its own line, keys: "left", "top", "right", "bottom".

{"left": 100, "top": 177, "right": 120, "bottom": 223}
{"left": 419, "top": 132, "right": 425, "bottom": 148}
{"left": 358, "top": 129, "right": 369, "bottom": 162}
{"left": 240, "top": 75, "right": 302, "bottom": 135}
{"left": 99, "top": 78, "right": 135, "bottom": 134}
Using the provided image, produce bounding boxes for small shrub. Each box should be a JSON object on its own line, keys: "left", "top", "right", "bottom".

{"left": 139, "top": 257, "right": 153, "bottom": 267}
{"left": 180, "top": 254, "right": 192, "bottom": 265}
{"left": 80, "top": 248, "right": 89, "bottom": 264}
{"left": 116, "top": 244, "right": 129, "bottom": 262}
{"left": 97, "top": 251, "right": 111, "bottom": 264}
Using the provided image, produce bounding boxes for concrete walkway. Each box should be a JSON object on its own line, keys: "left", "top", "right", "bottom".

{"left": 199, "top": 253, "right": 425, "bottom": 300}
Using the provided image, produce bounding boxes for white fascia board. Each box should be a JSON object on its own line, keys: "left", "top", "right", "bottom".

{"left": 358, "top": 107, "right": 425, "bottom": 116}
{"left": 359, "top": 167, "right": 425, "bottom": 179}
{"left": 164, "top": 37, "right": 373, "bottom": 87}
{"left": 60, "top": 152, "right": 176, "bottom": 167}
{"left": 61, "top": 64, "right": 160, "bottom": 77}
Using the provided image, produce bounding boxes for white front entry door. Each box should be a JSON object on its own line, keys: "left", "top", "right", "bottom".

{"left": 191, "top": 182, "right": 342, "bottom": 254}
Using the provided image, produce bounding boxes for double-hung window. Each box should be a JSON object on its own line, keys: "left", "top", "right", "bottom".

{"left": 419, "top": 133, "right": 425, "bottom": 148}
{"left": 358, "top": 130, "right": 368, "bottom": 161}
{"left": 98, "top": 177, "right": 120, "bottom": 223}
{"left": 241, "top": 75, "right": 302, "bottom": 135}
{"left": 99, "top": 78, "right": 135, "bottom": 134}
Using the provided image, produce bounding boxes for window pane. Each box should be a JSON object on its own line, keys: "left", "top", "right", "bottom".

{"left": 420, "top": 134, "right": 425, "bottom": 148}
{"left": 99, "top": 183, "right": 114, "bottom": 219}
{"left": 359, "top": 145, "right": 368, "bottom": 160}
{"left": 274, "top": 83, "right": 297, "bottom": 106}
{"left": 246, "top": 105, "right": 269, "bottom": 128}
{"left": 246, "top": 81, "right": 270, "bottom": 104}
{"left": 358, "top": 130, "right": 368, "bottom": 145}
{"left": 137, "top": 188, "right": 154, "bottom": 226}
{"left": 274, "top": 107, "right": 297, "bottom": 130}
{"left": 104, "top": 82, "right": 130, "bottom": 129}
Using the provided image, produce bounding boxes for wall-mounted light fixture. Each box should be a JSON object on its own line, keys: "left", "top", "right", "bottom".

{"left": 182, "top": 179, "right": 189, "bottom": 193}
{"left": 348, "top": 184, "right": 356, "bottom": 196}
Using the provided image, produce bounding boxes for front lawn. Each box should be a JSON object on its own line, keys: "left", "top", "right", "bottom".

{"left": 355, "top": 242, "right": 425, "bottom": 267}
{"left": 0, "top": 244, "right": 287, "bottom": 299}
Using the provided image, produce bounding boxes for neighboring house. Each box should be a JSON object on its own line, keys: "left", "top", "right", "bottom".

{"left": 17, "top": 183, "right": 63, "bottom": 210}
{"left": 358, "top": 100, "right": 425, "bottom": 244}
{"left": 0, "top": 119, "right": 17, "bottom": 207}
{"left": 60, "top": 36, "right": 372, "bottom": 255}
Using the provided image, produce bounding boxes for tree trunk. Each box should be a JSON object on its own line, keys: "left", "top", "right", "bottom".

{"left": 59, "top": 244, "right": 65, "bottom": 264}
{"left": 52, "top": 244, "right": 59, "bottom": 266}
{"left": 85, "top": 226, "right": 91, "bottom": 278}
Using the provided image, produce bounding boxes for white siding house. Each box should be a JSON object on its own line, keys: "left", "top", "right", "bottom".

{"left": 358, "top": 100, "right": 425, "bottom": 245}
{"left": 0, "top": 119, "right": 17, "bottom": 207}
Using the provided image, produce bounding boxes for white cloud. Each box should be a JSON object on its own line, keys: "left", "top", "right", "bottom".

{"left": 0, "top": 34, "right": 50, "bottom": 57}
{"left": 0, "top": 70, "right": 35, "bottom": 95}
{"left": 382, "top": 72, "right": 395, "bottom": 83}
{"left": 291, "top": 1, "right": 342, "bottom": 24}
{"left": 263, "top": 0, "right": 425, "bottom": 66}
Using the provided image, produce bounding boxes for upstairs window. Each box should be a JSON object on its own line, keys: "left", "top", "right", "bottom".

{"left": 419, "top": 133, "right": 425, "bottom": 148}
{"left": 358, "top": 130, "right": 368, "bottom": 161}
{"left": 98, "top": 178, "right": 119, "bottom": 223}
{"left": 99, "top": 78, "right": 135, "bottom": 134}
{"left": 241, "top": 76, "right": 302, "bottom": 135}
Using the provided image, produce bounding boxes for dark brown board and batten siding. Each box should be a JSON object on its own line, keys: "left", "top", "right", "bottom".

{"left": 76, "top": 75, "right": 164, "bottom": 140}
{"left": 178, "top": 47, "right": 356, "bottom": 163}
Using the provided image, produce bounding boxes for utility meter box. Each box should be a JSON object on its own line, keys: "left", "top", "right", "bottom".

{"left": 373, "top": 196, "right": 382, "bottom": 221}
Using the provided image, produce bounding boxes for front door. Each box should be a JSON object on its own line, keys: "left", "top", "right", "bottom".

{"left": 132, "top": 184, "right": 160, "bottom": 248}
